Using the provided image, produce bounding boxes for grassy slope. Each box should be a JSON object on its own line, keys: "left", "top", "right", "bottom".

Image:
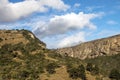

{"left": 84, "top": 54, "right": 120, "bottom": 76}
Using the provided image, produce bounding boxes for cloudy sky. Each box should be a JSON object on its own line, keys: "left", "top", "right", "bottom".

{"left": 0, "top": 0, "right": 120, "bottom": 48}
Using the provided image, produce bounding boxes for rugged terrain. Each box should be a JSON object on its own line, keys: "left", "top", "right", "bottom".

{"left": 56, "top": 34, "right": 120, "bottom": 59}
{"left": 0, "top": 30, "right": 120, "bottom": 80}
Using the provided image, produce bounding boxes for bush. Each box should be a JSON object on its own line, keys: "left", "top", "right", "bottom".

{"left": 86, "top": 63, "right": 93, "bottom": 72}
{"left": 86, "top": 63, "right": 99, "bottom": 75}
{"left": 68, "top": 68, "right": 79, "bottom": 79}
{"left": 20, "top": 70, "right": 30, "bottom": 79}
{"left": 46, "top": 62, "right": 59, "bottom": 74}
{"left": 109, "top": 69, "right": 120, "bottom": 80}
{"left": 78, "top": 65, "right": 86, "bottom": 80}
{"left": 92, "top": 65, "right": 99, "bottom": 75}
{"left": 68, "top": 64, "right": 86, "bottom": 80}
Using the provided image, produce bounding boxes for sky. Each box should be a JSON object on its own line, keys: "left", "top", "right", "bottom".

{"left": 0, "top": 0, "right": 120, "bottom": 48}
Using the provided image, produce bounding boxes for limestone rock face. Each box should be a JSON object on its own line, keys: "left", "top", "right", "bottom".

{"left": 56, "top": 34, "right": 120, "bottom": 59}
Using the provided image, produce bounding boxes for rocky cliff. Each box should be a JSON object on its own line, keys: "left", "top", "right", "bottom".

{"left": 56, "top": 34, "right": 120, "bottom": 59}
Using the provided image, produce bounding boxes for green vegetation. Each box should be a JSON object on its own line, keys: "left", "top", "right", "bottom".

{"left": 0, "top": 30, "right": 120, "bottom": 80}
{"left": 0, "top": 30, "right": 48, "bottom": 79}
{"left": 67, "top": 64, "right": 86, "bottom": 80}
{"left": 86, "top": 63, "right": 99, "bottom": 75}
{"left": 86, "top": 63, "right": 93, "bottom": 72}
{"left": 84, "top": 54, "right": 120, "bottom": 76}
{"left": 46, "top": 62, "right": 60, "bottom": 74}
{"left": 0, "top": 42, "right": 46, "bottom": 79}
{"left": 109, "top": 69, "right": 120, "bottom": 80}
{"left": 0, "top": 43, "right": 120, "bottom": 80}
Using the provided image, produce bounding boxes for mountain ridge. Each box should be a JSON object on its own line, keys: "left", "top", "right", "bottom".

{"left": 56, "top": 34, "right": 120, "bottom": 59}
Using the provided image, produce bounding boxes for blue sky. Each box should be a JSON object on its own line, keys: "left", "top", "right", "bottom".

{"left": 0, "top": 0, "right": 120, "bottom": 48}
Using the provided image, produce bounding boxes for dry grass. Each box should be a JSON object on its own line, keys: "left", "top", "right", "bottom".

{"left": 86, "top": 72, "right": 96, "bottom": 80}
{"left": 0, "top": 30, "right": 29, "bottom": 46}
{"left": 40, "top": 66, "right": 72, "bottom": 80}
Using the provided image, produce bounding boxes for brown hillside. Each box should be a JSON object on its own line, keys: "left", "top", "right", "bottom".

{"left": 0, "top": 30, "right": 46, "bottom": 48}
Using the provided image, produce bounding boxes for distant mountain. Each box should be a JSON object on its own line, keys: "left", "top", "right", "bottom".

{"left": 56, "top": 34, "right": 120, "bottom": 59}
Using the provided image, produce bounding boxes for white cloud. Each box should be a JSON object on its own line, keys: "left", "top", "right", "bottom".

{"left": 57, "top": 32, "right": 85, "bottom": 48}
{"left": 34, "top": 12, "right": 100, "bottom": 38}
{"left": 0, "top": 11, "right": 102, "bottom": 48}
{"left": 39, "top": 0, "right": 70, "bottom": 11}
{"left": 32, "top": 12, "right": 102, "bottom": 48}
{"left": 85, "top": 6, "right": 104, "bottom": 12}
{"left": 74, "top": 3, "right": 80, "bottom": 7}
{"left": 0, "top": 0, "right": 70, "bottom": 22}
{"left": 107, "top": 20, "right": 118, "bottom": 25}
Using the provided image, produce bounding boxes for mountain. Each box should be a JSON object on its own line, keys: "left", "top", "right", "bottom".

{"left": 0, "top": 30, "right": 120, "bottom": 80}
{"left": 56, "top": 34, "right": 120, "bottom": 59}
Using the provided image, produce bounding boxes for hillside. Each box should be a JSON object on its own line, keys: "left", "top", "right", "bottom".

{"left": 0, "top": 30, "right": 120, "bottom": 80}
{"left": 56, "top": 34, "right": 120, "bottom": 59}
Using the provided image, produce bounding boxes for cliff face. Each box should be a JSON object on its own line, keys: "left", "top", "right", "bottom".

{"left": 56, "top": 34, "right": 120, "bottom": 59}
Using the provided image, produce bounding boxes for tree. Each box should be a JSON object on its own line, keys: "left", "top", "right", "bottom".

{"left": 109, "top": 69, "right": 120, "bottom": 80}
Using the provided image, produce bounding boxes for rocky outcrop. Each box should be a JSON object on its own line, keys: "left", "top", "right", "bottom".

{"left": 56, "top": 34, "right": 120, "bottom": 59}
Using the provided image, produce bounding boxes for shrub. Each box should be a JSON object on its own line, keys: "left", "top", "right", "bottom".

{"left": 68, "top": 64, "right": 86, "bottom": 80}
{"left": 92, "top": 65, "right": 99, "bottom": 75}
{"left": 46, "top": 62, "right": 59, "bottom": 74}
{"left": 109, "top": 69, "right": 120, "bottom": 80}
{"left": 78, "top": 65, "right": 86, "bottom": 80}
{"left": 19, "top": 70, "right": 30, "bottom": 79}
{"left": 86, "top": 63, "right": 99, "bottom": 75}
{"left": 86, "top": 63, "right": 93, "bottom": 72}
{"left": 68, "top": 68, "right": 79, "bottom": 79}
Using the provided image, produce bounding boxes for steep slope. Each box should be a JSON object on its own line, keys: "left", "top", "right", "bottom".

{"left": 56, "top": 34, "right": 120, "bottom": 59}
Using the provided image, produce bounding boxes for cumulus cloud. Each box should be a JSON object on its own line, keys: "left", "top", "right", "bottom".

{"left": 32, "top": 12, "right": 102, "bottom": 48}
{"left": 0, "top": 0, "right": 69, "bottom": 22}
{"left": 34, "top": 12, "right": 100, "bottom": 38}
{"left": 57, "top": 32, "right": 85, "bottom": 48}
